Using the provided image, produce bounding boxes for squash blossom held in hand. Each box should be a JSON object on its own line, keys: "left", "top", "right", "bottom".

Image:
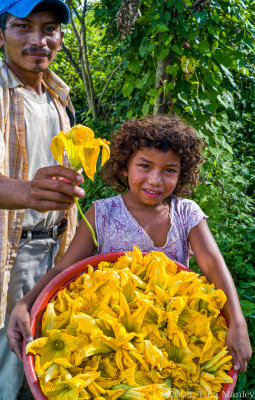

{"left": 50, "top": 125, "right": 110, "bottom": 247}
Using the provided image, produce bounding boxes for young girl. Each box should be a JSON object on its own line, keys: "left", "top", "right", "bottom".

{"left": 7, "top": 115, "right": 252, "bottom": 373}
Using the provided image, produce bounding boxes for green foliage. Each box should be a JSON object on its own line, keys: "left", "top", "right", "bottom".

{"left": 51, "top": 0, "right": 254, "bottom": 389}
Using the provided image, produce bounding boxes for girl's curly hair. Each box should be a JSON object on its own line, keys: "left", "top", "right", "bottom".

{"left": 102, "top": 114, "right": 205, "bottom": 197}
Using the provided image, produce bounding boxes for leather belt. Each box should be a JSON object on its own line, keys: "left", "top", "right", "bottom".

{"left": 21, "top": 218, "right": 67, "bottom": 240}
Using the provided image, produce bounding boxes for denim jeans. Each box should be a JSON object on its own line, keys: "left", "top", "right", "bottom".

{"left": 0, "top": 237, "right": 60, "bottom": 400}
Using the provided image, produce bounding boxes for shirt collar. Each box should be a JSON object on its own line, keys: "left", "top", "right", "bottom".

{"left": 0, "top": 60, "right": 22, "bottom": 89}
{"left": 0, "top": 60, "right": 70, "bottom": 103}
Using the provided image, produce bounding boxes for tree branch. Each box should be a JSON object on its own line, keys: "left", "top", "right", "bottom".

{"left": 97, "top": 60, "right": 124, "bottom": 108}
{"left": 62, "top": 42, "right": 82, "bottom": 78}
{"left": 67, "top": 6, "right": 81, "bottom": 47}
{"left": 66, "top": 0, "right": 82, "bottom": 23}
{"left": 82, "top": 0, "right": 87, "bottom": 20}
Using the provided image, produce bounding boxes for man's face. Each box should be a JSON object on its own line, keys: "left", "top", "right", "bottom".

{"left": 0, "top": 10, "right": 62, "bottom": 76}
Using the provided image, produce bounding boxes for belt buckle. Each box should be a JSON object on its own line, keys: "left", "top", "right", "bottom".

{"left": 53, "top": 225, "right": 59, "bottom": 240}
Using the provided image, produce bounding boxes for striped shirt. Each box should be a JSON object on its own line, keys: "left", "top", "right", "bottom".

{"left": 0, "top": 61, "right": 77, "bottom": 328}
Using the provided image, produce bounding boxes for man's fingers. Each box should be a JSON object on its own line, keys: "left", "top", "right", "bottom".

{"left": 31, "top": 179, "right": 85, "bottom": 200}
{"left": 35, "top": 165, "right": 84, "bottom": 184}
{"left": 7, "top": 312, "right": 33, "bottom": 361}
{"left": 27, "top": 166, "right": 85, "bottom": 211}
{"left": 7, "top": 326, "right": 23, "bottom": 360}
{"left": 19, "top": 318, "right": 33, "bottom": 344}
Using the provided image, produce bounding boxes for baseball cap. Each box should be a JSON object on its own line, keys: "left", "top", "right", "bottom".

{"left": 0, "top": 0, "right": 70, "bottom": 24}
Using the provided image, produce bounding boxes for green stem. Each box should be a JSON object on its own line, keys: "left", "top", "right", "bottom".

{"left": 74, "top": 196, "right": 98, "bottom": 247}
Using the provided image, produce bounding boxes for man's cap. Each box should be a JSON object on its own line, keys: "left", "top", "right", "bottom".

{"left": 0, "top": 0, "right": 70, "bottom": 24}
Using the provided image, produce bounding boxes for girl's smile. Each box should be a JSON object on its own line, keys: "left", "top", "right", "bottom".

{"left": 123, "top": 147, "right": 181, "bottom": 208}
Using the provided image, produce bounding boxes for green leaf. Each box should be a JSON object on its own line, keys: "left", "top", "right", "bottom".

{"left": 171, "top": 44, "right": 183, "bottom": 55}
{"left": 194, "top": 11, "right": 208, "bottom": 25}
{"left": 147, "top": 88, "right": 157, "bottom": 97}
{"left": 214, "top": 49, "right": 236, "bottom": 69}
{"left": 181, "top": 56, "right": 196, "bottom": 74}
{"left": 236, "top": 373, "right": 247, "bottom": 392}
{"left": 122, "top": 76, "right": 135, "bottom": 97}
{"left": 163, "top": 34, "right": 174, "bottom": 46}
{"left": 197, "top": 40, "right": 210, "bottom": 53}
{"left": 126, "top": 109, "right": 133, "bottom": 119}
{"left": 212, "top": 69, "right": 223, "bottom": 84}
{"left": 243, "top": 36, "right": 254, "bottom": 51}
{"left": 203, "top": 71, "right": 217, "bottom": 88}
{"left": 217, "top": 91, "right": 234, "bottom": 110}
{"left": 128, "top": 60, "right": 141, "bottom": 74}
{"left": 177, "top": 92, "right": 188, "bottom": 104}
{"left": 139, "top": 39, "right": 154, "bottom": 58}
{"left": 159, "top": 48, "right": 170, "bottom": 59}
{"left": 166, "top": 82, "right": 174, "bottom": 91}
{"left": 157, "top": 24, "right": 169, "bottom": 32}
{"left": 135, "top": 72, "right": 150, "bottom": 89}
{"left": 135, "top": 79, "right": 143, "bottom": 89}
{"left": 142, "top": 102, "right": 150, "bottom": 116}
{"left": 207, "top": 24, "right": 219, "bottom": 38}
{"left": 219, "top": 65, "right": 238, "bottom": 89}
{"left": 240, "top": 300, "right": 255, "bottom": 317}
{"left": 166, "top": 64, "right": 180, "bottom": 77}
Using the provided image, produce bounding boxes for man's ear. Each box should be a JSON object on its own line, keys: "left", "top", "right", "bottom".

{"left": 57, "top": 30, "right": 64, "bottom": 51}
{"left": 0, "top": 29, "right": 5, "bottom": 47}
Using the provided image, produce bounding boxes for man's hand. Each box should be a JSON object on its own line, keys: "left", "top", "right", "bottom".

{"left": 0, "top": 165, "right": 85, "bottom": 211}
{"left": 7, "top": 302, "right": 33, "bottom": 361}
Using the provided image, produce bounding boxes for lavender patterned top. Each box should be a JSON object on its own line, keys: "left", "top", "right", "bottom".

{"left": 94, "top": 195, "right": 208, "bottom": 267}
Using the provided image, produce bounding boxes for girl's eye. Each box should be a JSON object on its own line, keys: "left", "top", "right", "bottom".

{"left": 139, "top": 164, "right": 150, "bottom": 169}
{"left": 165, "top": 168, "right": 176, "bottom": 173}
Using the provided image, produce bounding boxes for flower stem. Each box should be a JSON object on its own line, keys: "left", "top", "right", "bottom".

{"left": 74, "top": 197, "right": 98, "bottom": 247}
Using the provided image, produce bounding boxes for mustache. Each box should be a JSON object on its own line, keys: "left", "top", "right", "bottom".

{"left": 22, "top": 47, "right": 50, "bottom": 56}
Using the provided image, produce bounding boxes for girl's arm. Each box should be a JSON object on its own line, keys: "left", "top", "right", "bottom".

{"left": 189, "top": 219, "right": 252, "bottom": 373}
{"left": 7, "top": 205, "right": 97, "bottom": 360}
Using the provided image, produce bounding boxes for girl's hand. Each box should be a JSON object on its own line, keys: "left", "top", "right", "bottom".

{"left": 226, "top": 322, "right": 252, "bottom": 373}
{"left": 7, "top": 301, "right": 33, "bottom": 361}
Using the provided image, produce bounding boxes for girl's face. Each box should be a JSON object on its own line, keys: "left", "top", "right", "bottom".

{"left": 124, "top": 147, "right": 181, "bottom": 207}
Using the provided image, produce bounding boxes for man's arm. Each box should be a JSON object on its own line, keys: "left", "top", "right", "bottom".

{"left": 0, "top": 165, "right": 85, "bottom": 210}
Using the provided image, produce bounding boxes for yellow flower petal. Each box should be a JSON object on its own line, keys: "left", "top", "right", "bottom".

{"left": 50, "top": 131, "right": 66, "bottom": 165}
{"left": 80, "top": 145, "right": 100, "bottom": 181}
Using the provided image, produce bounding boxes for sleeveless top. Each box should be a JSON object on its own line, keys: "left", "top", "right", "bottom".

{"left": 94, "top": 195, "right": 207, "bottom": 267}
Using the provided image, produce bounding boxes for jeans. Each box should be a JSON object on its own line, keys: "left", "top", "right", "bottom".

{"left": 0, "top": 237, "right": 60, "bottom": 400}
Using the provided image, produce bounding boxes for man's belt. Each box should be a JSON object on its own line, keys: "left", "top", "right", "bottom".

{"left": 21, "top": 218, "right": 67, "bottom": 240}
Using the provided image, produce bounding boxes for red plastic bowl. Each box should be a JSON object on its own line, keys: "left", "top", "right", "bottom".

{"left": 23, "top": 252, "right": 237, "bottom": 400}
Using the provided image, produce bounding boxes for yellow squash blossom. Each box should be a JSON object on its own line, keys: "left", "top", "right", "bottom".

{"left": 50, "top": 124, "right": 110, "bottom": 247}
{"left": 26, "top": 330, "right": 78, "bottom": 367}
{"left": 27, "top": 247, "right": 233, "bottom": 400}
{"left": 50, "top": 125, "right": 110, "bottom": 180}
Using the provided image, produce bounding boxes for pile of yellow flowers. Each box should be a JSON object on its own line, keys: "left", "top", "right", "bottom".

{"left": 26, "top": 247, "right": 233, "bottom": 400}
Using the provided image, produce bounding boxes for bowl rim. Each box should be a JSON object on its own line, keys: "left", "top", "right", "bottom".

{"left": 22, "top": 251, "right": 238, "bottom": 400}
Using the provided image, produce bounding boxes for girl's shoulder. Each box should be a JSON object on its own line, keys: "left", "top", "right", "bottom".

{"left": 171, "top": 196, "right": 208, "bottom": 225}
{"left": 171, "top": 196, "right": 200, "bottom": 210}
{"left": 93, "top": 194, "right": 123, "bottom": 210}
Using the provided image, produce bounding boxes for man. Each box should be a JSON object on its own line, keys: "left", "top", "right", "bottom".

{"left": 0, "top": 1, "right": 85, "bottom": 398}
